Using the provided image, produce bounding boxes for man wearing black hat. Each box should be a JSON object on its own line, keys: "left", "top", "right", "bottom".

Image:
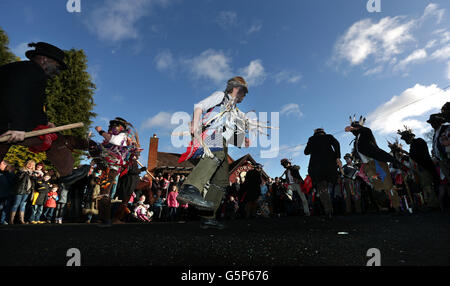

{"left": 398, "top": 126, "right": 439, "bottom": 209}
{"left": 0, "top": 42, "right": 90, "bottom": 182}
{"left": 304, "top": 128, "right": 341, "bottom": 218}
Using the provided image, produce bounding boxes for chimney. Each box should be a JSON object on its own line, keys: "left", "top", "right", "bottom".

{"left": 148, "top": 134, "right": 158, "bottom": 176}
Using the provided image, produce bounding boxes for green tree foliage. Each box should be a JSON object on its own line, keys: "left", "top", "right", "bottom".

{"left": 45, "top": 49, "right": 97, "bottom": 166}
{"left": 45, "top": 49, "right": 96, "bottom": 139}
{"left": 0, "top": 27, "right": 18, "bottom": 65}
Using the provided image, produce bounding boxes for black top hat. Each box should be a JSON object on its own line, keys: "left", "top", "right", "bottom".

{"left": 25, "top": 42, "right": 68, "bottom": 69}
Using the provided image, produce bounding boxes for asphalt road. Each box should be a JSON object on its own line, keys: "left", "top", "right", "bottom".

{"left": 1, "top": 212, "right": 449, "bottom": 267}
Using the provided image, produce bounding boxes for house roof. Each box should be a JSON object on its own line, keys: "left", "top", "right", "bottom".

{"left": 153, "top": 152, "right": 268, "bottom": 178}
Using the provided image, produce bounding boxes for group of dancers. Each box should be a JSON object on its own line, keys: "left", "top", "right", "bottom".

{"left": 1, "top": 41, "right": 448, "bottom": 229}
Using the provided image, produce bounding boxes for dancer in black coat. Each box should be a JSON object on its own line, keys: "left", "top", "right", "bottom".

{"left": 304, "top": 128, "right": 341, "bottom": 217}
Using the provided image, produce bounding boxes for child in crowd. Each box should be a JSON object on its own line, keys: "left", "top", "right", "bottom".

{"left": 33, "top": 163, "right": 45, "bottom": 178}
{"left": 167, "top": 184, "right": 179, "bottom": 221}
{"left": 152, "top": 190, "right": 165, "bottom": 220}
{"left": 29, "top": 173, "right": 52, "bottom": 224}
{"left": 43, "top": 185, "right": 59, "bottom": 223}
{"left": 133, "top": 195, "right": 153, "bottom": 222}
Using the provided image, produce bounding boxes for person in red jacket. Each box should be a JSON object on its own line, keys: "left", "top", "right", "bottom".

{"left": 43, "top": 185, "right": 58, "bottom": 223}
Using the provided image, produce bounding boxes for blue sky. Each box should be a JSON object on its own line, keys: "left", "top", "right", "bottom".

{"left": 1, "top": 0, "right": 450, "bottom": 178}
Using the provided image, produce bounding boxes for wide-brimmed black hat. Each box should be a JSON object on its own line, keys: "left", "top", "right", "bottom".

{"left": 25, "top": 42, "right": 68, "bottom": 69}
{"left": 427, "top": 113, "right": 446, "bottom": 125}
{"left": 109, "top": 117, "right": 131, "bottom": 129}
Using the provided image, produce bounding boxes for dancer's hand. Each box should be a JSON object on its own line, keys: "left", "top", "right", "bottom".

{"left": 0, "top": 130, "right": 26, "bottom": 143}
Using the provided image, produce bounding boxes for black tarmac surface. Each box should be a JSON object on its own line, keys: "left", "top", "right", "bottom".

{"left": 1, "top": 212, "right": 449, "bottom": 267}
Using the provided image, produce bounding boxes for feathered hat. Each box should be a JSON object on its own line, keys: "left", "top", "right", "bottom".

{"left": 387, "top": 138, "right": 403, "bottom": 152}
{"left": 397, "top": 125, "right": 415, "bottom": 141}
{"left": 349, "top": 115, "right": 366, "bottom": 128}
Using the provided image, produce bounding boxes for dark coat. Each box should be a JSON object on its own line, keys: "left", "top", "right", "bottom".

{"left": 35, "top": 180, "right": 51, "bottom": 206}
{"left": 0, "top": 61, "right": 49, "bottom": 134}
{"left": 241, "top": 169, "right": 262, "bottom": 202}
{"left": 304, "top": 133, "right": 341, "bottom": 184}
{"left": 14, "top": 170, "right": 35, "bottom": 195}
{"left": 354, "top": 127, "right": 395, "bottom": 163}
{"left": 409, "top": 138, "right": 439, "bottom": 183}
{"left": 117, "top": 161, "right": 143, "bottom": 200}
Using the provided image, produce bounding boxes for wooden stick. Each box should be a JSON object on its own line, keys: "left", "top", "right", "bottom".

{"left": 0, "top": 122, "right": 85, "bottom": 143}
{"left": 136, "top": 160, "right": 156, "bottom": 180}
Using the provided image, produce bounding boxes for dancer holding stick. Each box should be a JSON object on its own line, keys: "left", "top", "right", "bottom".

{"left": 0, "top": 42, "right": 92, "bottom": 184}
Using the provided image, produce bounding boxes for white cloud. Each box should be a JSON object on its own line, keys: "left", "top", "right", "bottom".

{"left": 363, "top": 65, "right": 384, "bottom": 76}
{"left": 239, "top": 59, "right": 266, "bottom": 86}
{"left": 334, "top": 16, "right": 415, "bottom": 66}
{"left": 394, "top": 49, "right": 427, "bottom": 71}
{"left": 421, "top": 3, "right": 445, "bottom": 24}
{"left": 179, "top": 51, "right": 266, "bottom": 87}
{"left": 216, "top": 11, "right": 238, "bottom": 30}
{"left": 280, "top": 103, "right": 303, "bottom": 118}
{"left": 85, "top": 0, "right": 169, "bottom": 42}
{"left": 334, "top": 4, "right": 450, "bottom": 78}
{"left": 433, "top": 29, "right": 450, "bottom": 45}
{"left": 425, "top": 39, "right": 438, "bottom": 49}
{"left": 367, "top": 84, "right": 450, "bottom": 136}
{"left": 247, "top": 23, "right": 263, "bottom": 35}
{"left": 275, "top": 71, "right": 303, "bottom": 84}
{"left": 155, "top": 50, "right": 175, "bottom": 71}
{"left": 183, "top": 49, "right": 233, "bottom": 84}
{"left": 141, "top": 111, "right": 176, "bottom": 130}
{"left": 430, "top": 44, "right": 450, "bottom": 60}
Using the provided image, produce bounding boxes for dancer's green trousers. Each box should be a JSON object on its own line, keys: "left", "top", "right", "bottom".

{"left": 182, "top": 145, "right": 229, "bottom": 219}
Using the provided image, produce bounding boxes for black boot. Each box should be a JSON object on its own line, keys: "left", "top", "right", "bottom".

{"left": 177, "top": 185, "right": 214, "bottom": 211}
{"left": 61, "top": 165, "right": 91, "bottom": 187}
{"left": 200, "top": 218, "right": 226, "bottom": 230}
